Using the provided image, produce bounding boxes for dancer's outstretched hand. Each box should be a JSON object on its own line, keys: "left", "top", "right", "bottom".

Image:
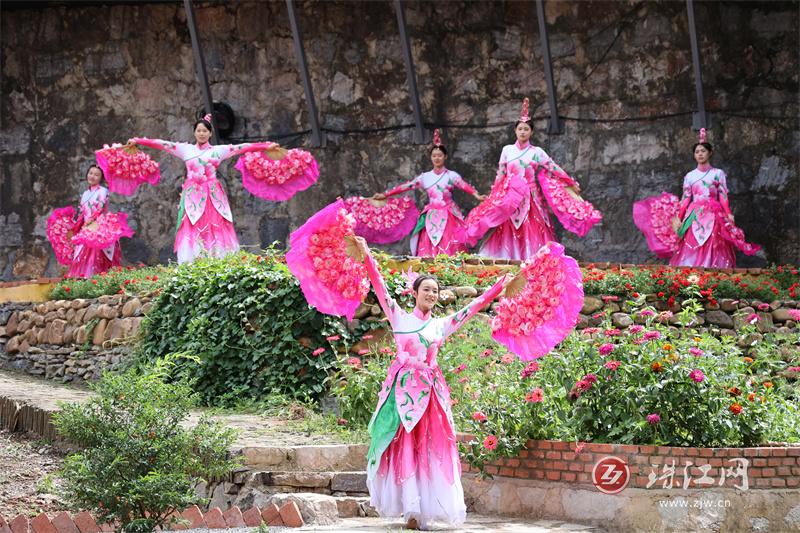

{"left": 344, "top": 235, "right": 369, "bottom": 262}
{"left": 371, "top": 193, "right": 387, "bottom": 201}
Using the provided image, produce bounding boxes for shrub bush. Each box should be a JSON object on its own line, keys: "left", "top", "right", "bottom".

{"left": 52, "top": 357, "right": 238, "bottom": 532}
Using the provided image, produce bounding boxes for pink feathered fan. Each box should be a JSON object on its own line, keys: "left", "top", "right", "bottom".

{"left": 47, "top": 206, "right": 77, "bottom": 265}
{"left": 285, "top": 199, "right": 370, "bottom": 320}
{"left": 236, "top": 146, "right": 319, "bottom": 201}
{"left": 95, "top": 144, "right": 161, "bottom": 195}
{"left": 344, "top": 196, "right": 420, "bottom": 244}
{"left": 491, "top": 242, "right": 583, "bottom": 360}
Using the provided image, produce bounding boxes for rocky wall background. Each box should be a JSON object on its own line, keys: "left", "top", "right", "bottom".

{"left": 1, "top": 0, "right": 798, "bottom": 280}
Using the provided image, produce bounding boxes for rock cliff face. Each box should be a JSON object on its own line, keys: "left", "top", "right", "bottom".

{"left": 1, "top": 1, "right": 797, "bottom": 279}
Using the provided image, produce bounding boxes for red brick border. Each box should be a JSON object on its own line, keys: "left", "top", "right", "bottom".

{"left": 0, "top": 504, "right": 304, "bottom": 532}
{"left": 460, "top": 438, "right": 800, "bottom": 490}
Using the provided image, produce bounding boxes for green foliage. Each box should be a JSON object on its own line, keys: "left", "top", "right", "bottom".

{"left": 52, "top": 356, "right": 238, "bottom": 532}
{"left": 50, "top": 265, "right": 167, "bottom": 300}
{"left": 135, "top": 253, "right": 352, "bottom": 405}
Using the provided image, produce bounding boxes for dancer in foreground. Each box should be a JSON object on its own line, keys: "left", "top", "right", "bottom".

{"left": 351, "top": 235, "right": 510, "bottom": 529}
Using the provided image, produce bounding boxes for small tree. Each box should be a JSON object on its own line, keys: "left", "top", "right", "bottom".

{"left": 53, "top": 357, "right": 239, "bottom": 532}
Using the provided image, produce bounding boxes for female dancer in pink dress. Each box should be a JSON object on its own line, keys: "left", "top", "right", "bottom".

{"left": 47, "top": 165, "right": 132, "bottom": 278}
{"left": 129, "top": 116, "right": 277, "bottom": 263}
{"left": 633, "top": 129, "right": 759, "bottom": 267}
{"left": 351, "top": 236, "right": 509, "bottom": 529}
{"left": 373, "top": 130, "right": 485, "bottom": 256}
{"left": 477, "top": 98, "right": 600, "bottom": 260}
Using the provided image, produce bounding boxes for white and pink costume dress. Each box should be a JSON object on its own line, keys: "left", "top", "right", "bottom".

{"left": 633, "top": 165, "right": 760, "bottom": 267}
{"left": 478, "top": 141, "right": 600, "bottom": 260}
{"left": 363, "top": 250, "right": 505, "bottom": 528}
{"left": 384, "top": 169, "right": 478, "bottom": 256}
{"left": 131, "top": 138, "right": 275, "bottom": 263}
{"left": 65, "top": 185, "right": 128, "bottom": 277}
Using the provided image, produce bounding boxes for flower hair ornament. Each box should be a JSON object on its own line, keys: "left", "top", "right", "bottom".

{"left": 698, "top": 128, "right": 707, "bottom": 143}
{"left": 203, "top": 113, "right": 213, "bottom": 123}
{"left": 519, "top": 97, "right": 530, "bottom": 122}
{"left": 401, "top": 266, "right": 420, "bottom": 296}
{"left": 432, "top": 128, "right": 444, "bottom": 149}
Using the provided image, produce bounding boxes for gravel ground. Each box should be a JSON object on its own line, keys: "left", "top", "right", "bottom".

{"left": 0, "top": 429, "right": 69, "bottom": 517}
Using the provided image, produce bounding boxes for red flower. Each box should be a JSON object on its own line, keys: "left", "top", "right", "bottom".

{"left": 91, "top": 279, "right": 98, "bottom": 285}
{"left": 729, "top": 403, "right": 743, "bottom": 415}
{"left": 472, "top": 411, "right": 488, "bottom": 423}
{"left": 63, "top": 286, "right": 71, "bottom": 292}
{"left": 483, "top": 435, "right": 498, "bottom": 450}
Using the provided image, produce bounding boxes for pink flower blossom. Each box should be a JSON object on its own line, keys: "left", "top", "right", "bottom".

{"left": 357, "top": 349, "right": 370, "bottom": 355}
{"left": 472, "top": 411, "right": 488, "bottom": 423}
{"left": 746, "top": 313, "right": 759, "bottom": 324}
{"left": 525, "top": 388, "right": 544, "bottom": 403}
{"left": 501, "top": 354, "right": 515, "bottom": 364}
{"left": 638, "top": 309, "right": 655, "bottom": 317}
{"left": 628, "top": 324, "right": 644, "bottom": 334}
{"left": 311, "top": 347, "right": 325, "bottom": 356}
{"left": 689, "top": 369, "right": 705, "bottom": 383}
{"left": 787, "top": 366, "right": 800, "bottom": 372}
{"left": 520, "top": 361, "right": 539, "bottom": 379}
{"left": 604, "top": 328, "right": 621, "bottom": 337}
{"left": 483, "top": 435, "right": 498, "bottom": 450}
{"left": 605, "top": 360, "right": 621, "bottom": 371}
{"left": 583, "top": 373, "right": 598, "bottom": 384}
{"left": 647, "top": 413, "right": 661, "bottom": 425}
{"left": 453, "top": 363, "right": 467, "bottom": 374}
{"left": 598, "top": 343, "right": 615, "bottom": 356}
{"left": 592, "top": 313, "right": 604, "bottom": 320}
{"left": 757, "top": 303, "right": 770, "bottom": 311}
{"left": 481, "top": 349, "right": 494, "bottom": 358}
{"left": 658, "top": 311, "right": 673, "bottom": 321}
{"left": 582, "top": 327, "right": 599, "bottom": 335}
{"left": 788, "top": 309, "right": 800, "bottom": 321}
{"left": 644, "top": 330, "right": 662, "bottom": 340}
{"left": 326, "top": 335, "right": 341, "bottom": 341}
{"left": 458, "top": 376, "right": 469, "bottom": 383}
{"left": 689, "top": 347, "right": 704, "bottom": 357}
{"left": 347, "top": 357, "right": 361, "bottom": 368}
{"left": 576, "top": 379, "right": 592, "bottom": 391}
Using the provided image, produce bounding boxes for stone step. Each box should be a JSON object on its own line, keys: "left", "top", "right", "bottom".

{"left": 236, "top": 470, "right": 368, "bottom": 495}
{"left": 256, "top": 492, "right": 376, "bottom": 524}
{"left": 237, "top": 443, "right": 368, "bottom": 471}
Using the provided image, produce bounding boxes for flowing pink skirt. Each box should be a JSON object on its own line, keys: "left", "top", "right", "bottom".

{"left": 669, "top": 226, "right": 736, "bottom": 268}
{"left": 368, "top": 394, "right": 466, "bottom": 529}
{"left": 413, "top": 212, "right": 469, "bottom": 257}
{"left": 175, "top": 203, "right": 239, "bottom": 264}
{"left": 68, "top": 244, "right": 121, "bottom": 278}
{"left": 479, "top": 205, "right": 555, "bottom": 261}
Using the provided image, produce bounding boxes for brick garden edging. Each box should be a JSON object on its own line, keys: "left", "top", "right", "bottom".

{"left": 0, "top": 503, "right": 305, "bottom": 533}
{"left": 459, "top": 437, "right": 800, "bottom": 490}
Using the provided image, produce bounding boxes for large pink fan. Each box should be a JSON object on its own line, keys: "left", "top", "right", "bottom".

{"left": 536, "top": 164, "right": 602, "bottom": 237}
{"left": 236, "top": 147, "right": 319, "bottom": 201}
{"left": 343, "top": 196, "right": 420, "bottom": 244}
{"left": 95, "top": 144, "right": 160, "bottom": 195}
{"left": 719, "top": 219, "right": 760, "bottom": 256}
{"left": 491, "top": 242, "right": 583, "bottom": 360}
{"left": 286, "top": 199, "right": 370, "bottom": 320}
{"left": 464, "top": 164, "right": 528, "bottom": 245}
{"left": 632, "top": 192, "right": 681, "bottom": 258}
{"left": 47, "top": 206, "right": 77, "bottom": 265}
{"left": 72, "top": 212, "right": 134, "bottom": 249}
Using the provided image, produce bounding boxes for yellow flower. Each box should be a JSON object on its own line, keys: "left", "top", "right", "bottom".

{"left": 694, "top": 336, "right": 702, "bottom": 342}
{"left": 661, "top": 343, "right": 673, "bottom": 351}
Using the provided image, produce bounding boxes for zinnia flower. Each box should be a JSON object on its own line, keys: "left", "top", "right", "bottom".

{"left": 644, "top": 330, "right": 662, "bottom": 340}
{"left": 483, "top": 435, "right": 498, "bottom": 450}
{"left": 501, "top": 354, "right": 515, "bottom": 364}
{"left": 689, "top": 347, "right": 704, "bottom": 357}
{"left": 605, "top": 360, "right": 621, "bottom": 371}
{"left": 651, "top": 362, "right": 664, "bottom": 373}
{"left": 311, "top": 347, "right": 325, "bottom": 356}
{"left": 326, "top": 335, "right": 341, "bottom": 341}
{"left": 646, "top": 413, "right": 661, "bottom": 425}
{"left": 481, "top": 349, "right": 494, "bottom": 358}
{"left": 472, "top": 411, "right": 488, "bottom": 423}
{"left": 604, "top": 328, "right": 622, "bottom": 337}
{"left": 689, "top": 369, "right": 705, "bottom": 383}
{"left": 525, "top": 388, "right": 544, "bottom": 403}
{"left": 453, "top": 363, "right": 467, "bottom": 374}
{"left": 746, "top": 313, "right": 759, "bottom": 324}
{"left": 628, "top": 324, "right": 644, "bottom": 334}
{"left": 520, "top": 361, "right": 539, "bottom": 379}
{"left": 347, "top": 357, "right": 361, "bottom": 368}
{"left": 787, "top": 309, "right": 800, "bottom": 321}
{"left": 598, "top": 343, "right": 615, "bottom": 356}
{"left": 729, "top": 403, "right": 743, "bottom": 415}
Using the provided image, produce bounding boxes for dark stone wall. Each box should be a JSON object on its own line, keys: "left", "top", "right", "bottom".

{"left": 1, "top": 0, "right": 798, "bottom": 279}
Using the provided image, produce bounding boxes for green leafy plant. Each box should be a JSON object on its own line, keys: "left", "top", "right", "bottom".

{"left": 135, "top": 253, "right": 352, "bottom": 405}
{"left": 52, "top": 355, "right": 239, "bottom": 533}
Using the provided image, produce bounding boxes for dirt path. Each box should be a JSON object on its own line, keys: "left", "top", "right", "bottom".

{"left": 0, "top": 429, "right": 69, "bottom": 517}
